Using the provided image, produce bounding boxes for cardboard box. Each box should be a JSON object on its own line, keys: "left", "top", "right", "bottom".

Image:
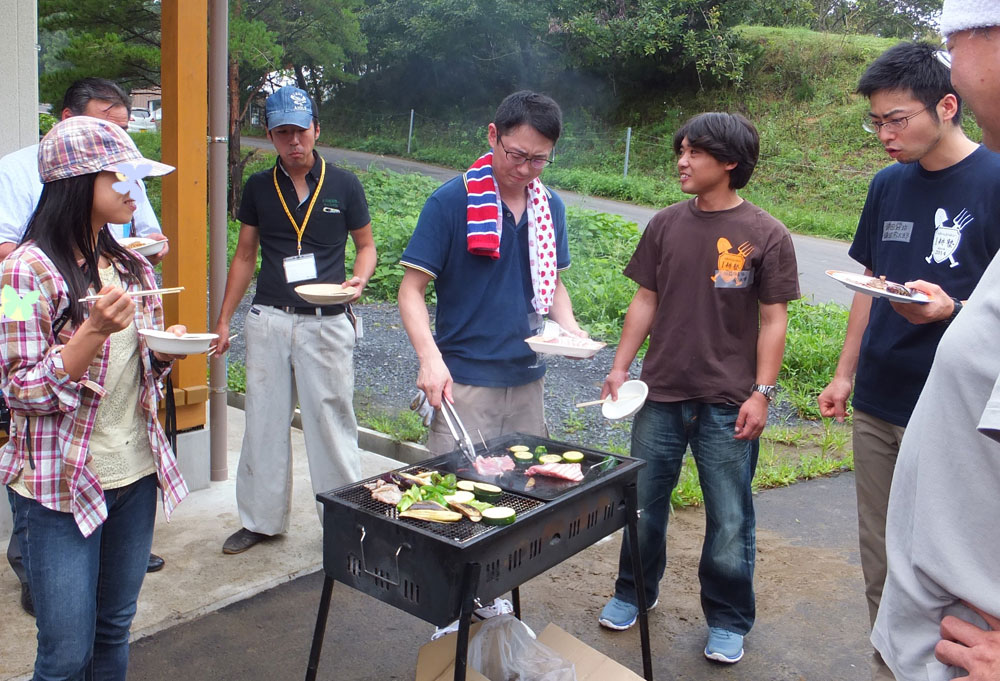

{"left": 415, "top": 621, "right": 645, "bottom": 681}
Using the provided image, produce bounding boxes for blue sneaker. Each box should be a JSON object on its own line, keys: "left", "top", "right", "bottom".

{"left": 598, "top": 597, "right": 659, "bottom": 631}
{"left": 704, "top": 627, "right": 744, "bottom": 663}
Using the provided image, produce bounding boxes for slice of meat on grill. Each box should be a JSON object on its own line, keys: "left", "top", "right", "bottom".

{"left": 474, "top": 455, "right": 515, "bottom": 477}
{"left": 524, "top": 462, "right": 584, "bottom": 482}
{"left": 364, "top": 480, "right": 404, "bottom": 505}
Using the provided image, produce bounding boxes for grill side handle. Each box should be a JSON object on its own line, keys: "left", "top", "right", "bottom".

{"left": 358, "top": 525, "right": 410, "bottom": 587}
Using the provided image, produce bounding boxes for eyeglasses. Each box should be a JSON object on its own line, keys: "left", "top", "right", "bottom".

{"left": 497, "top": 135, "right": 553, "bottom": 170}
{"left": 863, "top": 106, "right": 932, "bottom": 134}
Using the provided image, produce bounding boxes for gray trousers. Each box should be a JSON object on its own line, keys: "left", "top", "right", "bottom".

{"left": 426, "top": 379, "right": 547, "bottom": 455}
{"left": 236, "top": 305, "right": 361, "bottom": 536}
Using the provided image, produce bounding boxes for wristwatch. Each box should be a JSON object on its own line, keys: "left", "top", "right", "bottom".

{"left": 945, "top": 297, "right": 963, "bottom": 324}
{"left": 752, "top": 384, "right": 777, "bottom": 402}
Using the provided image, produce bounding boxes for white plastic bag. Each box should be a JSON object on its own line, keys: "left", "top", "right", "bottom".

{"left": 467, "top": 614, "right": 576, "bottom": 681}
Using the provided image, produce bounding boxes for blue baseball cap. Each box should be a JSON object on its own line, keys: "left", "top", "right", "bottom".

{"left": 265, "top": 86, "right": 318, "bottom": 130}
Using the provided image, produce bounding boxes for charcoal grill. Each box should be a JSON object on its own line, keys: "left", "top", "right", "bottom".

{"left": 305, "top": 433, "right": 654, "bottom": 681}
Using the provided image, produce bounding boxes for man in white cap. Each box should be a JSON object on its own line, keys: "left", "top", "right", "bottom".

{"left": 873, "top": 2, "right": 1000, "bottom": 679}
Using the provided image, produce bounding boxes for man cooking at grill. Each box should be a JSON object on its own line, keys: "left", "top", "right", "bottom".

{"left": 398, "top": 90, "right": 586, "bottom": 454}
{"left": 212, "top": 86, "right": 376, "bottom": 555}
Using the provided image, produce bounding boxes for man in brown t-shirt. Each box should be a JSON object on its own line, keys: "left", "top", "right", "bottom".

{"left": 597, "top": 113, "right": 800, "bottom": 666}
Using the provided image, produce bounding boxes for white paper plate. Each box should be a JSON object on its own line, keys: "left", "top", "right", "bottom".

{"left": 294, "top": 283, "right": 357, "bottom": 305}
{"left": 118, "top": 236, "right": 167, "bottom": 257}
{"left": 524, "top": 334, "right": 606, "bottom": 359}
{"left": 603, "top": 380, "right": 649, "bottom": 420}
{"left": 825, "top": 270, "right": 929, "bottom": 304}
{"left": 139, "top": 329, "right": 218, "bottom": 355}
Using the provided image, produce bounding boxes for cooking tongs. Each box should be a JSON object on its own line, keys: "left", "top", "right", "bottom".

{"left": 438, "top": 399, "right": 478, "bottom": 465}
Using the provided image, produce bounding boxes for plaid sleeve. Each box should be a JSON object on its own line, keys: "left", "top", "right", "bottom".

{"left": 0, "top": 256, "right": 95, "bottom": 415}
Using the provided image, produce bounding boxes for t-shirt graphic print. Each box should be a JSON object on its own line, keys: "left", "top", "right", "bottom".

{"left": 712, "top": 237, "right": 755, "bottom": 288}
{"left": 925, "top": 206, "right": 974, "bottom": 268}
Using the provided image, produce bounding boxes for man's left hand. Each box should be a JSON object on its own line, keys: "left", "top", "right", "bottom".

{"left": 146, "top": 233, "right": 170, "bottom": 266}
{"left": 890, "top": 280, "right": 954, "bottom": 324}
{"left": 343, "top": 276, "right": 366, "bottom": 303}
{"left": 936, "top": 602, "right": 1000, "bottom": 680}
{"left": 735, "top": 392, "right": 768, "bottom": 440}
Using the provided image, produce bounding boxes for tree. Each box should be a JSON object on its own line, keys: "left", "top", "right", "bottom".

{"left": 38, "top": 0, "right": 162, "bottom": 105}
{"left": 810, "top": 0, "right": 943, "bottom": 38}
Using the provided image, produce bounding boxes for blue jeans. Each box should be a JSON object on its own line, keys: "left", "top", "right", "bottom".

{"left": 614, "top": 400, "right": 758, "bottom": 635}
{"left": 9, "top": 474, "right": 157, "bottom": 681}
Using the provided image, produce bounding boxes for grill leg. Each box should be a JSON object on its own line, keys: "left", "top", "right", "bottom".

{"left": 304, "top": 576, "right": 335, "bottom": 681}
{"left": 625, "top": 482, "right": 654, "bottom": 681}
{"left": 511, "top": 586, "right": 522, "bottom": 620}
{"left": 454, "top": 562, "right": 481, "bottom": 681}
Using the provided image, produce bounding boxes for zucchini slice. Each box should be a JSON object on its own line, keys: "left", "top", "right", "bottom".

{"left": 482, "top": 506, "right": 517, "bottom": 526}
{"left": 509, "top": 445, "right": 530, "bottom": 453}
{"left": 456, "top": 480, "right": 477, "bottom": 493}
{"left": 444, "top": 491, "right": 476, "bottom": 504}
{"left": 561, "top": 451, "right": 585, "bottom": 463}
{"left": 513, "top": 451, "right": 535, "bottom": 466}
{"left": 538, "top": 454, "right": 564, "bottom": 464}
{"left": 473, "top": 482, "right": 503, "bottom": 502}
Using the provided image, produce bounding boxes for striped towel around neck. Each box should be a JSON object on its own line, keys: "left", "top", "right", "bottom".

{"left": 464, "top": 149, "right": 558, "bottom": 314}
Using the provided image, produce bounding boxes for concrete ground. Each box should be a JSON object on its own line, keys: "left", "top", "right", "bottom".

{"left": 1, "top": 407, "right": 873, "bottom": 681}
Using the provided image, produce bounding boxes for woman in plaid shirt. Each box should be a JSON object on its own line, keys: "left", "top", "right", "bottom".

{"left": 1, "top": 117, "right": 189, "bottom": 681}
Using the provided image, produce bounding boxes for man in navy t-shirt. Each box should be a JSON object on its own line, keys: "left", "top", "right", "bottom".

{"left": 399, "top": 91, "right": 586, "bottom": 454}
{"left": 817, "top": 41, "right": 1000, "bottom": 680}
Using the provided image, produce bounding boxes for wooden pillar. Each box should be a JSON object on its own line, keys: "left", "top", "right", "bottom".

{"left": 160, "top": 0, "right": 209, "bottom": 431}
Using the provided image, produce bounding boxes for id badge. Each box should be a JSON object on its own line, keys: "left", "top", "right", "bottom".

{"left": 283, "top": 253, "right": 317, "bottom": 283}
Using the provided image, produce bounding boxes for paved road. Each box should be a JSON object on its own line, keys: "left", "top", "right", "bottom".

{"left": 244, "top": 138, "right": 858, "bottom": 306}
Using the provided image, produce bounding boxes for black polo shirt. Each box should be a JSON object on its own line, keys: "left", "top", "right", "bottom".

{"left": 238, "top": 151, "right": 370, "bottom": 307}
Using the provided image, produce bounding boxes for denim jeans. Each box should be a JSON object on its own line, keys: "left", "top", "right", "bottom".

{"left": 613, "top": 400, "right": 758, "bottom": 635}
{"left": 9, "top": 474, "right": 157, "bottom": 681}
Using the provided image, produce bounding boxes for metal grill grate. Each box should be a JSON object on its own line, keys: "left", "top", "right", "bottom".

{"left": 333, "top": 465, "right": 544, "bottom": 543}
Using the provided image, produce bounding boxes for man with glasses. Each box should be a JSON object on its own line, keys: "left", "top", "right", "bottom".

{"left": 872, "top": 3, "right": 1000, "bottom": 679}
{"left": 817, "top": 40, "right": 1000, "bottom": 681}
{"left": 399, "top": 90, "right": 586, "bottom": 454}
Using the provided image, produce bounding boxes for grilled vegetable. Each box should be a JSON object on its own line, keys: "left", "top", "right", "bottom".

{"left": 444, "top": 491, "right": 476, "bottom": 504}
{"left": 509, "top": 445, "right": 530, "bottom": 453}
{"left": 473, "top": 482, "right": 503, "bottom": 502}
{"left": 482, "top": 507, "right": 517, "bottom": 526}
{"left": 513, "top": 451, "right": 535, "bottom": 467}
{"left": 457, "top": 480, "right": 477, "bottom": 493}
{"left": 406, "top": 500, "right": 449, "bottom": 511}
{"left": 400, "top": 507, "right": 464, "bottom": 523}
{"left": 447, "top": 501, "right": 483, "bottom": 522}
{"left": 466, "top": 499, "right": 494, "bottom": 513}
{"left": 538, "top": 454, "right": 564, "bottom": 464}
{"left": 561, "top": 451, "right": 585, "bottom": 463}
{"left": 533, "top": 445, "right": 548, "bottom": 457}
{"left": 442, "top": 473, "right": 457, "bottom": 489}
{"left": 399, "top": 472, "right": 428, "bottom": 487}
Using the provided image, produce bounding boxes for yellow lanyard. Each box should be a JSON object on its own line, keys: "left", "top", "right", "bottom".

{"left": 273, "top": 157, "right": 326, "bottom": 255}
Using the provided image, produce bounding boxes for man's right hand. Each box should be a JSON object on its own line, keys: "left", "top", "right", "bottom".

{"left": 417, "top": 355, "right": 453, "bottom": 409}
{"left": 818, "top": 375, "right": 853, "bottom": 422}
{"left": 212, "top": 320, "right": 232, "bottom": 356}
{"left": 601, "top": 368, "right": 629, "bottom": 402}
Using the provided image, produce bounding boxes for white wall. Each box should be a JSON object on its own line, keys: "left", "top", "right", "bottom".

{"left": 0, "top": 0, "right": 39, "bottom": 158}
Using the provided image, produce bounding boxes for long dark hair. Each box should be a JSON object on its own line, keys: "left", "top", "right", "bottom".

{"left": 22, "top": 173, "right": 147, "bottom": 325}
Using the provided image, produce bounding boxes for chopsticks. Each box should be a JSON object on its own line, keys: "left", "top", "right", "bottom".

{"left": 78, "top": 286, "right": 184, "bottom": 303}
{"left": 575, "top": 398, "right": 610, "bottom": 408}
{"left": 208, "top": 334, "right": 238, "bottom": 357}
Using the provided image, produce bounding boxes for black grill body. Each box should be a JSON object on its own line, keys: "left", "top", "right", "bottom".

{"left": 319, "top": 436, "right": 643, "bottom": 627}
{"left": 307, "top": 433, "right": 653, "bottom": 681}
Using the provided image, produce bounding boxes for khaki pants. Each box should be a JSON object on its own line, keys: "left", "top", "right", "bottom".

{"left": 426, "top": 379, "right": 546, "bottom": 455}
{"left": 236, "top": 305, "right": 361, "bottom": 536}
{"left": 854, "top": 409, "right": 904, "bottom": 681}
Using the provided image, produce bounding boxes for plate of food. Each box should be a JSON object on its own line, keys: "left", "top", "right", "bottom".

{"left": 118, "top": 236, "right": 167, "bottom": 258}
{"left": 294, "top": 283, "right": 357, "bottom": 305}
{"left": 138, "top": 329, "right": 218, "bottom": 355}
{"left": 825, "top": 270, "right": 930, "bottom": 304}
{"left": 524, "top": 333, "right": 606, "bottom": 359}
